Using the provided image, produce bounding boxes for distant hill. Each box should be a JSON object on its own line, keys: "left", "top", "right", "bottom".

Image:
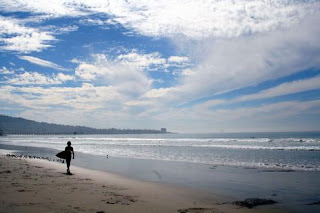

{"left": 0, "top": 115, "right": 167, "bottom": 135}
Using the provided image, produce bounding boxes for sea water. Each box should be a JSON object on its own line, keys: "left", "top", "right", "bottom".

{"left": 1, "top": 132, "right": 320, "bottom": 171}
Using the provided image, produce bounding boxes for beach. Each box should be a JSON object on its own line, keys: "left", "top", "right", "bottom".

{"left": 0, "top": 154, "right": 292, "bottom": 213}
{"left": 1, "top": 133, "right": 320, "bottom": 213}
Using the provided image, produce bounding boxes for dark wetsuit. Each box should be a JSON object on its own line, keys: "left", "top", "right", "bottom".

{"left": 65, "top": 146, "right": 74, "bottom": 170}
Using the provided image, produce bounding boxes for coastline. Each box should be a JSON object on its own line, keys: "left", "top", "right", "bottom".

{"left": 0, "top": 142, "right": 320, "bottom": 213}
{"left": 0, "top": 155, "right": 287, "bottom": 213}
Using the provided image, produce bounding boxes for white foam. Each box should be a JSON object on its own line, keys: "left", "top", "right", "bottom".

{"left": 1, "top": 135, "right": 320, "bottom": 171}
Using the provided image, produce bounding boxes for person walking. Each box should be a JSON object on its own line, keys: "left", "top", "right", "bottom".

{"left": 65, "top": 141, "right": 74, "bottom": 174}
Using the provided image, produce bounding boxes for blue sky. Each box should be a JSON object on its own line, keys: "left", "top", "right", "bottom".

{"left": 0, "top": 0, "right": 320, "bottom": 133}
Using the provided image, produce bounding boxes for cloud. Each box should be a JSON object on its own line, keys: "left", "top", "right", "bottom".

{"left": 233, "top": 76, "right": 320, "bottom": 102}
{"left": 150, "top": 99, "right": 320, "bottom": 132}
{"left": 117, "top": 0, "right": 319, "bottom": 38}
{"left": 75, "top": 54, "right": 152, "bottom": 97}
{"left": 115, "top": 50, "right": 193, "bottom": 72}
{"left": 116, "top": 51, "right": 166, "bottom": 70}
{"left": 164, "top": 14, "right": 320, "bottom": 103}
{"left": 2, "top": 0, "right": 318, "bottom": 39}
{"left": 168, "top": 56, "right": 189, "bottom": 63}
{"left": 208, "top": 100, "right": 320, "bottom": 127}
{"left": 174, "top": 68, "right": 195, "bottom": 76}
{"left": 1, "top": 0, "right": 320, "bottom": 132}
{"left": 0, "top": 15, "right": 56, "bottom": 53}
{"left": 0, "top": 14, "right": 78, "bottom": 53}
{"left": 1, "top": 79, "right": 319, "bottom": 131}
{"left": 0, "top": 67, "right": 15, "bottom": 74}
{"left": 145, "top": 87, "right": 173, "bottom": 98}
{"left": 5, "top": 72, "right": 74, "bottom": 85}
{"left": 18, "top": 55, "right": 70, "bottom": 71}
{"left": 73, "top": 49, "right": 190, "bottom": 74}
{"left": 50, "top": 25, "right": 79, "bottom": 34}
{"left": 125, "top": 100, "right": 153, "bottom": 106}
{"left": 74, "top": 51, "right": 192, "bottom": 97}
{"left": 0, "top": 83, "right": 148, "bottom": 128}
{"left": 0, "top": 0, "right": 83, "bottom": 17}
{"left": 0, "top": 83, "right": 118, "bottom": 114}
{"left": 79, "top": 18, "right": 117, "bottom": 28}
{"left": 55, "top": 73, "right": 74, "bottom": 82}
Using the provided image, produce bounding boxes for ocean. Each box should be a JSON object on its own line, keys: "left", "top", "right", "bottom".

{"left": 1, "top": 132, "right": 320, "bottom": 171}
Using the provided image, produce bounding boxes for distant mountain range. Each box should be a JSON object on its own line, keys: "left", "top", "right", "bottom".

{"left": 0, "top": 115, "right": 167, "bottom": 135}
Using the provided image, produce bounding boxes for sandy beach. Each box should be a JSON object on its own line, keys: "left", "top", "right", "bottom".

{"left": 0, "top": 155, "right": 290, "bottom": 213}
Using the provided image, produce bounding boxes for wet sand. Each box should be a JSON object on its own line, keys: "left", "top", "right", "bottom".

{"left": 0, "top": 155, "right": 289, "bottom": 213}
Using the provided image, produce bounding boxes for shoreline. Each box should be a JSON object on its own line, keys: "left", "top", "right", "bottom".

{"left": 1, "top": 144, "right": 320, "bottom": 212}
{"left": 0, "top": 155, "right": 289, "bottom": 213}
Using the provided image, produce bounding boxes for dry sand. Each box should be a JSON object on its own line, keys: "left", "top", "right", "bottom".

{"left": 0, "top": 156, "right": 289, "bottom": 213}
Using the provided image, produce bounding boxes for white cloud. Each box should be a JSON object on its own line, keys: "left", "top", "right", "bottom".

{"left": 0, "top": 83, "right": 150, "bottom": 128}
{"left": 116, "top": 51, "right": 166, "bottom": 69}
{"left": 5, "top": 72, "right": 74, "bottom": 85}
{"left": 144, "top": 87, "right": 173, "bottom": 98}
{"left": 164, "top": 14, "right": 320, "bottom": 102}
{"left": 1, "top": 0, "right": 320, "bottom": 132}
{"left": 150, "top": 99, "right": 320, "bottom": 132}
{"left": 180, "top": 69, "right": 195, "bottom": 76}
{"left": 114, "top": 50, "right": 192, "bottom": 72}
{"left": 217, "top": 101, "right": 316, "bottom": 121}
{"left": 39, "top": 24, "right": 79, "bottom": 35}
{"left": 52, "top": 25, "right": 79, "bottom": 34}
{"left": 168, "top": 56, "right": 189, "bottom": 63}
{"left": 0, "top": 83, "right": 120, "bottom": 112}
{"left": 2, "top": 0, "right": 318, "bottom": 39}
{"left": 74, "top": 51, "right": 192, "bottom": 98}
{"left": 0, "top": 0, "right": 83, "bottom": 17}
{"left": 18, "top": 55, "right": 70, "bottom": 71}
{"left": 168, "top": 56, "right": 191, "bottom": 70}
{"left": 75, "top": 54, "right": 152, "bottom": 97}
{"left": 0, "top": 66, "right": 15, "bottom": 74}
{"left": 55, "top": 73, "right": 74, "bottom": 82}
{"left": 0, "top": 15, "right": 55, "bottom": 52}
{"left": 1, "top": 80, "right": 319, "bottom": 132}
{"left": 125, "top": 100, "right": 153, "bottom": 106}
{"left": 70, "top": 58, "right": 82, "bottom": 64}
{"left": 79, "top": 18, "right": 116, "bottom": 27}
{"left": 73, "top": 50, "right": 175, "bottom": 74}
{"left": 234, "top": 76, "right": 320, "bottom": 102}
{"left": 75, "top": 63, "right": 101, "bottom": 80}
{"left": 120, "top": 0, "right": 319, "bottom": 38}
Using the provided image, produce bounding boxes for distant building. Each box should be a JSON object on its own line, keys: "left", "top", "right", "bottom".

{"left": 160, "top": 128, "right": 167, "bottom": 133}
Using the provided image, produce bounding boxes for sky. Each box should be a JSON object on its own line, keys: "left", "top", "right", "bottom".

{"left": 0, "top": 0, "right": 320, "bottom": 133}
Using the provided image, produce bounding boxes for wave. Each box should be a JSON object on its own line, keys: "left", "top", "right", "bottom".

{"left": 77, "top": 143, "right": 320, "bottom": 151}
{"left": 4, "top": 135, "right": 319, "bottom": 144}
{"left": 192, "top": 144, "right": 320, "bottom": 151}
{"left": 2, "top": 135, "right": 320, "bottom": 172}
{"left": 2, "top": 138, "right": 320, "bottom": 151}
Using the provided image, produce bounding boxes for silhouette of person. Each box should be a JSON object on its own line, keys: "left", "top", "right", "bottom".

{"left": 65, "top": 141, "right": 74, "bottom": 174}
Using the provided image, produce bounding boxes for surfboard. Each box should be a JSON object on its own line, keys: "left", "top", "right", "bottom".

{"left": 56, "top": 151, "right": 67, "bottom": 159}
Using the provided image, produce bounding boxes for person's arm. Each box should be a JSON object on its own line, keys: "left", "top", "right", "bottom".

{"left": 72, "top": 148, "right": 75, "bottom": 159}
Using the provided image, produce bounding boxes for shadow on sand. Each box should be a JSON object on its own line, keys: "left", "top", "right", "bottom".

{"left": 63, "top": 172, "right": 74, "bottom": 176}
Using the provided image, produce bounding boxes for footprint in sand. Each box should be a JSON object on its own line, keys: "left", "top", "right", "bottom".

{"left": 102, "top": 194, "right": 137, "bottom": 206}
{"left": 178, "top": 208, "right": 221, "bottom": 213}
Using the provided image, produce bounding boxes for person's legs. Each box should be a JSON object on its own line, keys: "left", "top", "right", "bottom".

{"left": 66, "top": 158, "right": 71, "bottom": 173}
